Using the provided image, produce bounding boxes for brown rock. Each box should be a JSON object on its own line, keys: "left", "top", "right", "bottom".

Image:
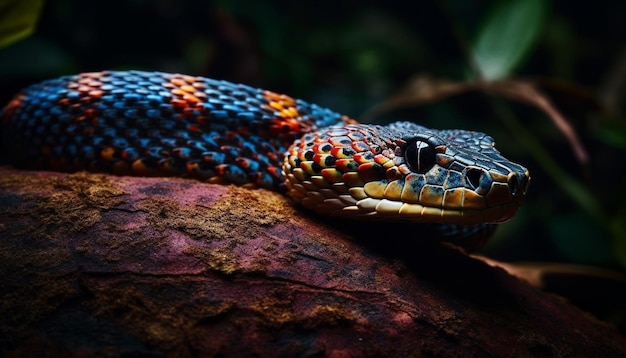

{"left": 1, "top": 167, "right": 625, "bottom": 357}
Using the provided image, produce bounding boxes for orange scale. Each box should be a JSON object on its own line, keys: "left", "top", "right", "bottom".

{"left": 182, "top": 108, "right": 196, "bottom": 116}
{"left": 357, "top": 162, "right": 384, "bottom": 182}
{"left": 81, "top": 72, "right": 101, "bottom": 79}
{"left": 373, "top": 154, "right": 390, "bottom": 165}
{"left": 312, "top": 143, "right": 332, "bottom": 154}
{"left": 235, "top": 157, "right": 253, "bottom": 169}
{"left": 121, "top": 149, "right": 134, "bottom": 161}
{"left": 182, "top": 75, "right": 196, "bottom": 84}
{"left": 214, "top": 164, "right": 227, "bottom": 176}
{"left": 353, "top": 152, "right": 374, "bottom": 164}
{"left": 266, "top": 166, "right": 282, "bottom": 179}
{"left": 170, "top": 78, "right": 185, "bottom": 86}
{"left": 171, "top": 88, "right": 186, "bottom": 97}
{"left": 284, "top": 118, "right": 303, "bottom": 133}
{"left": 170, "top": 99, "right": 188, "bottom": 108}
{"left": 313, "top": 154, "right": 335, "bottom": 168}
{"left": 397, "top": 164, "right": 412, "bottom": 175}
{"left": 280, "top": 108, "right": 298, "bottom": 118}
{"left": 393, "top": 138, "right": 407, "bottom": 146}
{"left": 438, "top": 154, "right": 453, "bottom": 167}
{"left": 330, "top": 147, "right": 352, "bottom": 159}
{"left": 187, "top": 124, "right": 202, "bottom": 133}
{"left": 183, "top": 94, "right": 199, "bottom": 104}
{"left": 335, "top": 159, "right": 358, "bottom": 172}
{"left": 262, "top": 90, "right": 280, "bottom": 100}
{"left": 67, "top": 82, "right": 79, "bottom": 89}
{"left": 101, "top": 147, "right": 116, "bottom": 161}
{"left": 279, "top": 95, "right": 296, "bottom": 107}
{"left": 181, "top": 85, "right": 195, "bottom": 93}
{"left": 83, "top": 108, "right": 97, "bottom": 118}
{"left": 88, "top": 90, "right": 104, "bottom": 98}
{"left": 269, "top": 101, "right": 283, "bottom": 111}
{"left": 351, "top": 141, "right": 370, "bottom": 152}
{"left": 267, "top": 152, "right": 279, "bottom": 163}
{"left": 185, "top": 161, "right": 200, "bottom": 172}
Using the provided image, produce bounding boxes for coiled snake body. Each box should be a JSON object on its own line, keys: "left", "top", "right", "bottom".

{"left": 1, "top": 71, "right": 530, "bottom": 241}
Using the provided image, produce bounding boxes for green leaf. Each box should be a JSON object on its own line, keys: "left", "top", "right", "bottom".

{"left": 471, "top": 0, "right": 547, "bottom": 80}
{"left": 0, "top": 0, "right": 45, "bottom": 49}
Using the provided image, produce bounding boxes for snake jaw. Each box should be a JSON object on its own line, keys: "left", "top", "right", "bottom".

{"left": 283, "top": 122, "right": 530, "bottom": 224}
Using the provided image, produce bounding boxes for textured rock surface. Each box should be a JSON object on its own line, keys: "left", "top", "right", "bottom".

{"left": 1, "top": 167, "right": 625, "bottom": 357}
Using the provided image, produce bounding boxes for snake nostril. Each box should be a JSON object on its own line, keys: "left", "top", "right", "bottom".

{"left": 466, "top": 168, "right": 483, "bottom": 190}
{"left": 508, "top": 172, "right": 530, "bottom": 196}
{"left": 508, "top": 173, "right": 520, "bottom": 196}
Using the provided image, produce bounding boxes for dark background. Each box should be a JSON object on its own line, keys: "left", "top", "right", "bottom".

{"left": 1, "top": 0, "right": 625, "bottom": 288}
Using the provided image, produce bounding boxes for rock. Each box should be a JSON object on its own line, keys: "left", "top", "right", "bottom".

{"left": 1, "top": 167, "right": 625, "bottom": 357}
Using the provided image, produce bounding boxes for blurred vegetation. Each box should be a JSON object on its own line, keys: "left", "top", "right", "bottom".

{"left": 1, "top": 0, "right": 626, "bottom": 297}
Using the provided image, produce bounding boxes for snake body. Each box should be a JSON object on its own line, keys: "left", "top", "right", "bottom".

{"left": 1, "top": 70, "right": 530, "bottom": 240}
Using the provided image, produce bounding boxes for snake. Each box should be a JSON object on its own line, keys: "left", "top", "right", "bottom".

{"left": 0, "top": 70, "right": 530, "bottom": 242}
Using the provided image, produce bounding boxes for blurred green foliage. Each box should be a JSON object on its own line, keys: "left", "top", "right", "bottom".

{"left": 0, "top": 0, "right": 45, "bottom": 48}
{"left": 1, "top": 0, "right": 625, "bottom": 272}
{"left": 470, "top": 0, "right": 547, "bottom": 81}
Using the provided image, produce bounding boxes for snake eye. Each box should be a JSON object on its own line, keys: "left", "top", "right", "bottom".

{"left": 405, "top": 139, "right": 437, "bottom": 173}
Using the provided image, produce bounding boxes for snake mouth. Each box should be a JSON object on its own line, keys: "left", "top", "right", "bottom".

{"left": 286, "top": 188, "right": 526, "bottom": 225}
{"left": 284, "top": 178, "right": 530, "bottom": 225}
{"left": 284, "top": 166, "right": 530, "bottom": 225}
{"left": 346, "top": 199, "right": 522, "bottom": 224}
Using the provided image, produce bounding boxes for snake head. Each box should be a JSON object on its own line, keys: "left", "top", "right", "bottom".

{"left": 283, "top": 122, "right": 530, "bottom": 224}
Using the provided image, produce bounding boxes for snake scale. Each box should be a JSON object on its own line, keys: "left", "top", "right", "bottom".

{"left": 0, "top": 70, "right": 530, "bottom": 241}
